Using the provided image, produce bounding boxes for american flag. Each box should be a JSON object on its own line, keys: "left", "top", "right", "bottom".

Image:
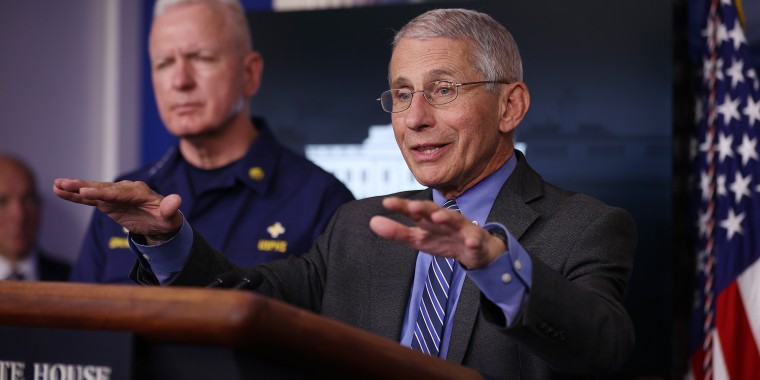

{"left": 689, "top": 0, "right": 760, "bottom": 379}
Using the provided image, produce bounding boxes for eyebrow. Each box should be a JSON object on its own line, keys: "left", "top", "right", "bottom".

{"left": 390, "top": 77, "right": 411, "bottom": 89}
{"left": 390, "top": 68, "right": 459, "bottom": 89}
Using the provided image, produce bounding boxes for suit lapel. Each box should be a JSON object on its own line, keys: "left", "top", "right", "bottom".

{"left": 448, "top": 152, "right": 543, "bottom": 364}
{"left": 488, "top": 151, "right": 542, "bottom": 240}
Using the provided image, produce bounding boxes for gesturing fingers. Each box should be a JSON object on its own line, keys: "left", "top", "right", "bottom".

{"left": 374, "top": 196, "right": 505, "bottom": 268}
{"left": 52, "top": 179, "right": 100, "bottom": 207}
{"left": 381, "top": 197, "right": 465, "bottom": 230}
{"left": 374, "top": 197, "right": 475, "bottom": 255}
{"left": 369, "top": 215, "right": 412, "bottom": 243}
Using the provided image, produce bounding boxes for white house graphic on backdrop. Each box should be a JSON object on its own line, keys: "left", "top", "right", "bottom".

{"left": 305, "top": 125, "right": 424, "bottom": 199}
{"left": 306, "top": 124, "right": 527, "bottom": 199}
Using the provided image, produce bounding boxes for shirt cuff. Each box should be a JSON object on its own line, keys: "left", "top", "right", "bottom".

{"left": 465, "top": 222, "right": 533, "bottom": 327}
{"left": 129, "top": 212, "right": 193, "bottom": 282}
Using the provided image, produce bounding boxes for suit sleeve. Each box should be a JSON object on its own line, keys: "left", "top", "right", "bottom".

{"left": 481, "top": 200, "right": 637, "bottom": 374}
{"left": 131, "top": 202, "right": 344, "bottom": 314}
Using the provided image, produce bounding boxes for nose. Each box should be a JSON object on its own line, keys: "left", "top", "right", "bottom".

{"left": 171, "top": 60, "right": 195, "bottom": 91}
{"left": 403, "top": 91, "right": 434, "bottom": 131}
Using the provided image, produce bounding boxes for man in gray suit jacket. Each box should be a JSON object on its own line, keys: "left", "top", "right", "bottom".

{"left": 54, "top": 8, "right": 636, "bottom": 379}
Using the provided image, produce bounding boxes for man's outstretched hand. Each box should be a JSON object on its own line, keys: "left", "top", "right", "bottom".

{"left": 53, "top": 179, "right": 183, "bottom": 245}
{"left": 369, "top": 197, "right": 506, "bottom": 270}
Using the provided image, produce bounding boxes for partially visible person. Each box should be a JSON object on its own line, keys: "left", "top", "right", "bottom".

{"left": 69, "top": 0, "right": 354, "bottom": 284}
{"left": 0, "top": 154, "right": 70, "bottom": 281}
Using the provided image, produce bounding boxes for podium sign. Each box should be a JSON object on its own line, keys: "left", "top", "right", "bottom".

{"left": 0, "top": 326, "right": 132, "bottom": 380}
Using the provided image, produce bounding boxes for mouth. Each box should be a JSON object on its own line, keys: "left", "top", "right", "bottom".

{"left": 410, "top": 143, "right": 450, "bottom": 160}
{"left": 171, "top": 102, "right": 202, "bottom": 114}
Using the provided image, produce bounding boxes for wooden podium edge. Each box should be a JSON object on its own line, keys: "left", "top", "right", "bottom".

{"left": 0, "top": 281, "right": 482, "bottom": 379}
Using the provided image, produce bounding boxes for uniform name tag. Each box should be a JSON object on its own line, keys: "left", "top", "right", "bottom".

{"left": 108, "top": 237, "right": 129, "bottom": 250}
{"left": 257, "top": 240, "right": 287, "bottom": 253}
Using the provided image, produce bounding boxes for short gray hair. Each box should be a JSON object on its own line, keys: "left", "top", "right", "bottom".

{"left": 152, "top": 0, "right": 253, "bottom": 52}
{"left": 393, "top": 8, "right": 523, "bottom": 92}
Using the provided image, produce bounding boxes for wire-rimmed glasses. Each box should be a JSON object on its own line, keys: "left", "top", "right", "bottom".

{"left": 377, "top": 80, "right": 510, "bottom": 113}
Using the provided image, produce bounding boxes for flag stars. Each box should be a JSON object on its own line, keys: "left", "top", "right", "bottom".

{"left": 698, "top": 209, "right": 710, "bottom": 237}
{"left": 729, "top": 172, "right": 752, "bottom": 204}
{"left": 701, "top": 171, "right": 713, "bottom": 200}
{"left": 696, "top": 249, "right": 708, "bottom": 275}
{"left": 749, "top": 71, "right": 760, "bottom": 91}
{"left": 716, "top": 22, "right": 729, "bottom": 46}
{"left": 717, "top": 174, "right": 727, "bottom": 197}
{"left": 700, "top": 19, "right": 716, "bottom": 43}
{"left": 717, "top": 132, "right": 735, "bottom": 162}
{"left": 727, "top": 23, "right": 747, "bottom": 51}
{"left": 701, "top": 57, "right": 724, "bottom": 83}
{"left": 699, "top": 131, "right": 715, "bottom": 154}
{"left": 719, "top": 208, "right": 744, "bottom": 240}
{"left": 717, "top": 95, "right": 741, "bottom": 125}
{"left": 736, "top": 134, "right": 758, "bottom": 165}
{"left": 743, "top": 97, "right": 760, "bottom": 126}
{"left": 725, "top": 59, "right": 744, "bottom": 88}
{"left": 694, "top": 2, "right": 760, "bottom": 372}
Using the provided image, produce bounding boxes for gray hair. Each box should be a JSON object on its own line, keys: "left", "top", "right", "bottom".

{"left": 393, "top": 8, "right": 523, "bottom": 92}
{"left": 153, "top": 0, "right": 253, "bottom": 52}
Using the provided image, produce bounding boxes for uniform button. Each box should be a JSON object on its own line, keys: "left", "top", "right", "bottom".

{"left": 248, "top": 167, "right": 265, "bottom": 181}
{"left": 514, "top": 259, "right": 522, "bottom": 271}
{"left": 501, "top": 273, "right": 512, "bottom": 283}
{"left": 142, "top": 254, "right": 150, "bottom": 262}
{"left": 472, "top": 220, "right": 478, "bottom": 226}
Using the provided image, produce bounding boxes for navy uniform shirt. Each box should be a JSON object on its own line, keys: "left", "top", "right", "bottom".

{"left": 70, "top": 119, "right": 354, "bottom": 284}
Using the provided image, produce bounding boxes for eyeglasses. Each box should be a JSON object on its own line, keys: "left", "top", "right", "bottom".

{"left": 377, "top": 80, "right": 510, "bottom": 113}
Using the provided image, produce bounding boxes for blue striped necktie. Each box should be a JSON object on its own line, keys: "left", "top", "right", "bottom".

{"left": 411, "top": 198, "right": 459, "bottom": 356}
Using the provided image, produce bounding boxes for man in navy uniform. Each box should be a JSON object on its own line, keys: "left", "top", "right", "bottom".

{"left": 69, "top": 0, "right": 353, "bottom": 284}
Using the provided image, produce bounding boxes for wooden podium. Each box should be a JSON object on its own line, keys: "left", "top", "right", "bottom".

{"left": 0, "top": 281, "right": 482, "bottom": 379}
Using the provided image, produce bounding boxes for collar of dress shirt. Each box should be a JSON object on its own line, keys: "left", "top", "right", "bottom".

{"left": 0, "top": 249, "right": 38, "bottom": 280}
{"left": 432, "top": 154, "right": 517, "bottom": 226}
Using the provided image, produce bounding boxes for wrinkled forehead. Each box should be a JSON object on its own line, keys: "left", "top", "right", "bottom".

{"left": 389, "top": 37, "right": 478, "bottom": 87}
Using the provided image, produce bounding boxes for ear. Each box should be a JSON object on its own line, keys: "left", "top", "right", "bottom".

{"left": 242, "top": 51, "right": 264, "bottom": 97}
{"left": 498, "top": 82, "right": 530, "bottom": 134}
